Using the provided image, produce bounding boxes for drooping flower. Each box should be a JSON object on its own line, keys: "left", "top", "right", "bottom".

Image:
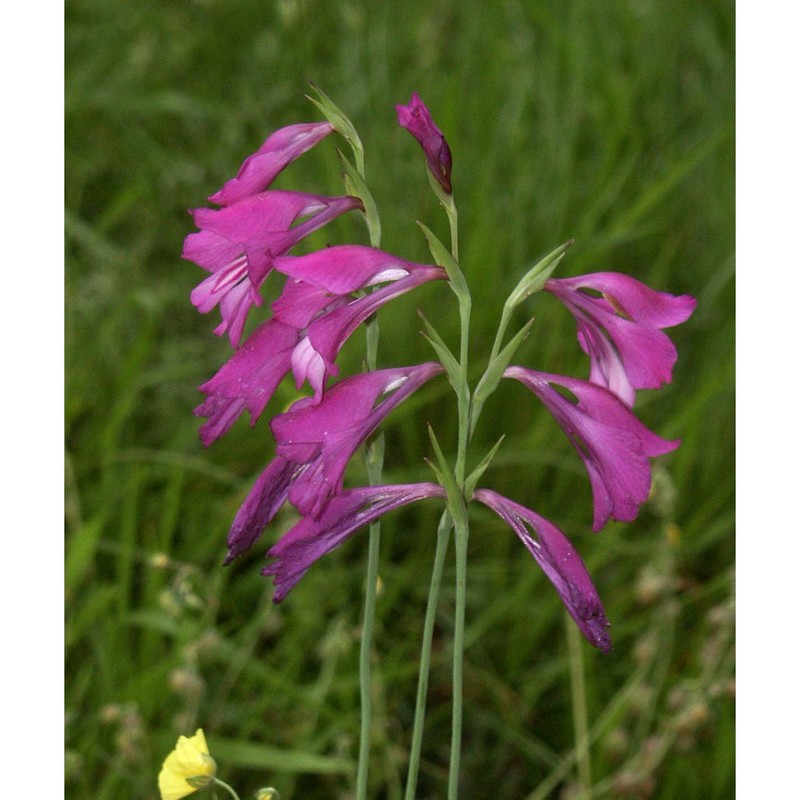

{"left": 225, "top": 363, "right": 445, "bottom": 561}
{"left": 504, "top": 367, "right": 679, "bottom": 531}
{"left": 474, "top": 489, "right": 611, "bottom": 652}
{"left": 262, "top": 483, "right": 447, "bottom": 601}
{"left": 158, "top": 728, "right": 217, "bottom": 800}
{"left": 195, "top": 251, "right": 447, "bottom": 445}
{"left": 396, "top": 92, "right": 453, "bottom": 194}
{"left": 184, "top": 191, "right": 362, "bottom": 346}
{"left": 545, "top": 272, "right": 696, "bottom": 406}
{"left": 208, "top": 121, "right": 334, "bottom": 207}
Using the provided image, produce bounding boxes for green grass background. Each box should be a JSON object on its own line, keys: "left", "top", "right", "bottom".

{"left": 65, "top": 1, "right": 734, "bottom": 798}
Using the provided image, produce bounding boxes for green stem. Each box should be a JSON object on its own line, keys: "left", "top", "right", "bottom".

{"left": 489, "top": 302, "right": 514, "bottom": 363}
{"left": 356, "top": 154, "right": 384, "bottom": 800}
{"left": 446, "top": 192, "right": 471, "bottom": 800}
{"left": 212, "top": 777, "right": 241, "bottom": 800}
{"left": 356, "top": 517, "right": 381, "bottom": 800}
{"left": 448, "top": 512, "right": 469, "bottom": 800}
{"left": 404, "top": 511, "right": 453, "bottom": 800}
{"left": 566, "top": 612, "right": 593, "bottom": 799}
{"left": 445, "top": 194, "right": 459, "bottom": 263}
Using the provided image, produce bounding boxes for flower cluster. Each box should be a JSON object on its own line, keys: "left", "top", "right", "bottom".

{"left": 185, "top": 92, "right": 695, "bottom": 654}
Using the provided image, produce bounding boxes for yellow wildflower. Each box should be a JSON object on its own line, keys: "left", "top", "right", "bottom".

{"left": 158, "top": 728, "right": 217, "bottom": 800}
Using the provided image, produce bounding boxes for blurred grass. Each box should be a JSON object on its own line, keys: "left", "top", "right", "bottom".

{"left": 66, "top": 1, "right": 734, "bottom": 798}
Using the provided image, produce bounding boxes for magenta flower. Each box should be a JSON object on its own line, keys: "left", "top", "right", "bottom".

{"left": 272, "top": 362, "right": 445, "bottom": 517}
{"left": 474, "top": 489, "right": 611, "bottom": 652}
{"left": 262, "top": 483, "right": 447, "bottom": 601}
{"left": 545, "top": 273, "right": 696, "bottom": 407}
{"left": 208, "top": 121, "right": 334, "bottom": 207}
{"left": 184, "top": 191, "right": 362, "bottom": 346}
{"left": 225, "top": 363, "right": 444, "bottom": 560}
{"left": 194, "top": 318, "right": 299, "bottom": 445}
{"left": 396, "top": 92, "right": 453, "bottom": 194}
{"left": 195, "top": 250, "right": 446, "bottom": 444}
{"left": 504, "top": 367, "right": 679, "bottom": 531}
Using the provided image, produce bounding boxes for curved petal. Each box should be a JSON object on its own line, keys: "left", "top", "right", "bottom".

{"left": 297, "top": 267, "right": 446, "bottom": 399}
{"left": 474, "top": 489, "right": 611, "bottom": 652}
{"left": 272, "top": 245, "right": 424, "bottom": 294}
{"left": 263, "top": 483, "right": 446, "bottom": 601}
{"left": 271, "top": 363, "right": 444, "bottom": 517}
{"left": 225, "top": 457, "right": 297, "bottom": 562}
{"left": 545, "top": 272, "right": 696, "bottom": 404}
{"left": 504, "top": 367, "right": 679, "bottom": 531}
{"left": 209, "top": 122, "right": 334, "bottom": 206}
{"left": 195, "top": 319, "right": 299, "bottom": 445}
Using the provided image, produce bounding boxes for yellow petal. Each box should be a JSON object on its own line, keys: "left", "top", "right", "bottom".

{"left": 158, "top": 729, "right": 217, "bottom": 800}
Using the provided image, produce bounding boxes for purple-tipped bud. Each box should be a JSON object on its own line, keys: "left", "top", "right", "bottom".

{"left": 396, "top": 92, "right": 453, "bottom": 194}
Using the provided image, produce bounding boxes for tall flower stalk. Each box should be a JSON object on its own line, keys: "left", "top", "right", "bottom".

{"left": 182, "top": 87, "right": 696, "bottom": 799}
{"left": 307, "top": 83, "right": 387, "bottom": 800}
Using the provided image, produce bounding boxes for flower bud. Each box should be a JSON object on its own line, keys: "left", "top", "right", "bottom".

{"left": 396, "top": 92, "right": 453, "bottom": 193}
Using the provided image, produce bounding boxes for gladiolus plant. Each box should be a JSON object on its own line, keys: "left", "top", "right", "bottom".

{"left": 182, "top": 84, "right": 695, "bottom": 800}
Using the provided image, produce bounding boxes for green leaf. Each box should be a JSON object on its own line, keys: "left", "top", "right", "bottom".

{"left": 418, "top": 311, "right": 460, "bottom": 390}
{"left": 505, "top": 240, "right": 573, "bottom": 309}
{"left": 471, "top": 316, "right": 536, "bottom": 436}
{"left": 464, "top": 436, "right": 506, "bottom": 498}
{"left": 337, "top": 149, "right": 381, "bottom": 246}
{"left": 417, "top": 221, "right": 469, "bottom": 303}
{"left": 426, "top": 425, "right": 468, "bottom": 530}
{"left": 306, "top": 81, "right": 363, "bottom": 165}
{"left": 210, "top": 737, "right": 353, "bottom": 775}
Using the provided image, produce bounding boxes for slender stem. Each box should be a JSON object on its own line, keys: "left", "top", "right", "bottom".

{"left": 356, "top": 154, "right": 384, "bottom": 800}
{"left": 489, "top": 303, "right": 514, "bottom": 363}
{"left": 444, "top": 191, "right": 472, "bottom": 800}
{"left": 566, "top": 612, "right": 593, "bottom": 799}
{"left": 356, "top": 517, "right": 381, "bottom": 800}
{"left": 212, "top": 778, "right": 241, "bottom": 800}
{"left": 445, "top": 195, "right": 459, "bottom": 263}
{"left": 448, "top": 513, "right": 469, "bottom": 800}
{"left": 404, "top": 511, "right": 453, "bottom": 800}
